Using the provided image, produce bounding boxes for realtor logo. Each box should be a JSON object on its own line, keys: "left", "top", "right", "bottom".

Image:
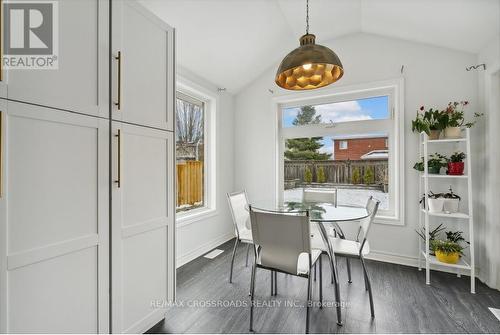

{"left": 3, "top": 1, "right": 58, "bottom": 69}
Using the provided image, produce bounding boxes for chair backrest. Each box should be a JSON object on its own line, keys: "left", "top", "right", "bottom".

{"left": 249, "top": 207, "right": 311, "bottom": 275}
{"left": 227, "top": 191, "right": 251, "bottom": 238}
{"left": 357, "top": 196, "right": 380, "bottom": 252}
{"left": 303, "top": 188, "right": 337, "bottom": 206}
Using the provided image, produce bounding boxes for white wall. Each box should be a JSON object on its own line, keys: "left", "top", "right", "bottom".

{"left": 175, "top": 67, "right": 235, "bottom": 267}
{"left": 477, "top": 35, "right": 500, "bottom": 290}
{"left": 234, "top": 33, "right": 481, "bottom": 266}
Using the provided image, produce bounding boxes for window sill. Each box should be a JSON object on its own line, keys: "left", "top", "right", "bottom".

{"left": 374, "top": 215, "right": 403, "bottom": 226}
{"left": 176, "top": 207, "right": 218, "bottom": 227}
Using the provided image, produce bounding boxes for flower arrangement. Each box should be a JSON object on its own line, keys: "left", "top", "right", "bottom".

{"left": 442, "top": 101, "right": 483, "bottom": 138}
{"left": 411, "top": 106, "right": 447, "bottom": 139}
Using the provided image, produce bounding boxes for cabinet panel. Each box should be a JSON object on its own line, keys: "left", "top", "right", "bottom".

{"left": 0, "top": 102, "right": 109, "bottom": 333}
{"left": 4, "top": 0, "right": 109, "bottom": 117}
{"left": 112, "top": 1, "right": 174, "bottom": 130}
{"left": 111, "top": 122, "right": 174, "bottom": 333}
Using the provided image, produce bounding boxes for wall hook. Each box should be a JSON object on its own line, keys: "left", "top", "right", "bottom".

{"left": 466, "top": 64, "right": 486, "bottom": 71}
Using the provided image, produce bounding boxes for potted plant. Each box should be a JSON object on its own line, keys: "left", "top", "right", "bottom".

{"left": 411, "top": 106, "right": 447, "bottom": 139}
{"left": 442, "top": 186, "right": 461, "bottom": 213}
{"left": 442, "top": 101, "right": 483, "bottom": 139}
{"left": 420, "top": 192, "right": 445, "bottom": 213}
{"left": 414, "top": 153, "right": 448, "bottom": 174}
{"left": 433, "top": 240, "right": 464, "bottom": 264}
{"left": 447, "top": 151, "right": 466, "bottom": 175}
{"left": 416, "top": 223, "right": 445, "bottom": 255}
{"left": 445, "top": 230, "right": 469, "bottom": 246}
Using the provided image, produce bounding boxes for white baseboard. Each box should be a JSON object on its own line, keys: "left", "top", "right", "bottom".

{"left": 176, "top": 232, "right": 234, "bottom": 268}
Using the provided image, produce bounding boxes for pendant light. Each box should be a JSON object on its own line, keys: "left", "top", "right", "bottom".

{"left": 275, "top": 0, "right": 343, "bottom": 90}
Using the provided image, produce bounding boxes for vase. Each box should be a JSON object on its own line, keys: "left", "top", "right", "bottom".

{"left": 443, "top": 198, "right": 460, "bottom": 213}
{"left": 447, "top": 162, "right": 464, "bottom": 175}
{"left": 429, "top": 130, "right": 441, "bottom": 140}
{"left": 428, "top": 166, "right": 441, "bottom": 174}
{"left": 428, "top": 198, "right": 444, "bottom": 213}
{"left": 444, "top": 126, "right": 462, "bottom": 139}
{"left": 435, "top": 251, "right": 460, "bottom": 264}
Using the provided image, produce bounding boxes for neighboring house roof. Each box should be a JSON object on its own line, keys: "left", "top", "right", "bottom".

{"left": 361, "top": 150, "right": 389, "bottom": 160}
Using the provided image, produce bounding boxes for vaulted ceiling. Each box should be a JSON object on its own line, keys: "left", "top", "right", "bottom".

{"left": 140, "top": 0, "right": 500, "bottom": 93}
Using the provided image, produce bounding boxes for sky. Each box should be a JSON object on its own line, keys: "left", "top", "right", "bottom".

{"left": 283, "top": 95, "right": 389, "bottom": 157}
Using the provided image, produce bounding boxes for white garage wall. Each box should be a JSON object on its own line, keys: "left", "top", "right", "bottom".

{"left": 175, "top": 67, "right": 235, "bottom": 267}
{"left": 234, "top": 33, "right": 482, "bottom": 267}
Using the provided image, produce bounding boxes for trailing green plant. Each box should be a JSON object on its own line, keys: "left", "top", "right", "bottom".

{"left": 413, "top": 153, "right": 448, "bottom": 172}
{"left": 443, "top": 101, "right": 483, "bottom": 128}
{"left": 432, "top": 239, "right": 464, "bottom": 255}
{"left": 364, "top": 167, "right": 374, "bottom": 184}
{"left": 416, "top": 223, "right": 445, "bottom": 244}
{"left": 351, "top": 167, "right": 361, "bottom": 184}
{"left": 449, "top": 151, "right": 466, "bottom": 163}
{"left": 445, "top": 230, "right": 469, "bottom": 245}
{"left": 304, "top": 166, "right": 313, "bottom": 184}
{"left": 316, "top": 166, "right": 326, "bottom": 183}
{"left": 411, "top": 106, "right": 447, "bottom": 135}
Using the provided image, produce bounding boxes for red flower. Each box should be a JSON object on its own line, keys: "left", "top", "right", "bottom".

{"left": 420, "top": 106, "right": 424, "bottom": 111}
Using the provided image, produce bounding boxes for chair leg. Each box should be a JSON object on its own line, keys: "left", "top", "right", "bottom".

{"left": 306, "top": 271, "right": 312, "bottom": 334}
{"left": 360, "top": 256, "right": 375, "bottom": 318}
{"left": 270, "top": 271, "right": 274, "bottom": 296}
{"left": 319, "top": 256, "right": 323, "bottom": 309}
{"left": 249, "top": 263, "right": 257, "bottom": 332}
{"left": 314, "top": 262, "right": 317, "bottom": 282}
{"left": 346, "top": 258, "right": 352, "bottom": 283}
{"left": 328, "top": 253, "right": 343, "bottom": 326}
{"left": 229, "top": 238, "right": 239, "bottom": 283}
{"left": 246, "top": 244, "right": 250, "bottom": 267}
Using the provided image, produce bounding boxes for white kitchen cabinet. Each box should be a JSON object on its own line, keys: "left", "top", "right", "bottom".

{"left": 111, "top": 122, "right": 175, "bottom": 333}
{"left": 0, "top": 101, "right": 109, "bottom": 333}
{"left": 4, "top": 0, "right": 109, "bottom": 117}
{"left": 111, "top": 0, "right": 175, "bottom": 131}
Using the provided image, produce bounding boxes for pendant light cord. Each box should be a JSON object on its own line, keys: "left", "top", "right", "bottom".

{"left": 306, "top": 0, "right": 309, "bottom": 34}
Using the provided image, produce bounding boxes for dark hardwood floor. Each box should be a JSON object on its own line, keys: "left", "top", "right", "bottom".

{"left": 148, "top": 239, "right": 500, "bottom": 333}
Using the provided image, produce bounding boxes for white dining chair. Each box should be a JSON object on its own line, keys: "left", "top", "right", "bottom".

{"left": 227, "top": 190, "right": 253, "bottom": 283}
{"left": 303, "top": 187, "right": 338, "bottom": 207}
{"left": 328, "top": 196, "right": 380, "bottom": 318}
{"left": 248, "top": 206, "right": 324, "bottom": 333}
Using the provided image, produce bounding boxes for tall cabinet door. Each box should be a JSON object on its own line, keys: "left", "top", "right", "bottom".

{"left": 111, "top": 1, "right": 175, "bottom": 130}
{"left": 4, "top": 0, "right": 109, "bottom": 117}
{"left": 0, "top": 101, "right": 109, "bottom": 333}
{"left": 111, "top": 122, "right": 174, "bottom": 334}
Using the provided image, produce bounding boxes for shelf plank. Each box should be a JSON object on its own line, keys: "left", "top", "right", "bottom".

{"left": 421, "top": 251, "right": 471, "bottom": 270}
{"left": 420, "top": 208, "right": 470, "bottom": 219}
{"left": 420, "top": 174, "right": 468, "bottom": 179}
{"left": 423, "top": 138, "right": 467, "bottom": 144}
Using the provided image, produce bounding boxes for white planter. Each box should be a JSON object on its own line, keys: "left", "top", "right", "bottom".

{"left": 443, "top": 198, "right": 460, "bottom": 213}
{"left": 444, "top": 126, "right": 462, "bottom": 139}
{"left": 428, "top": 198, "right": 445, "bottom": 213}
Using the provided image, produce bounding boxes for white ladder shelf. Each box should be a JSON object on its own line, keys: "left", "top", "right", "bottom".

{"left": 417, "top": 128, "right": 475, "bottom": 293}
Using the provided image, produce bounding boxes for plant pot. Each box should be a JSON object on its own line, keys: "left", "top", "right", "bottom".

{"left": 444, "top": 126, "right": 462, "bottom": 139}
{"left": 429, "top": 130, "right": 441, "bottom": 140}
{"left": 447, "top": 162, "right": 464, "bottom": 175}
{"left": 435, "top": 250, "right": 460, "bottom": 264}
{"left": 443, "top": 198, "right": 460, "bottom": 213}
{"left": 428, "top": 166, "right": 441, "bottom": 174}
{"left": 428, "top": 198, "right": 444, "bottom": 213}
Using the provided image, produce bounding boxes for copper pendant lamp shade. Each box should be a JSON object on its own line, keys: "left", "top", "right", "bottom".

{"left": 275, "top": 1, "right": 343, "bottom": 90}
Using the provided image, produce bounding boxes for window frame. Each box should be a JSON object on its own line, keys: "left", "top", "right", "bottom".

{"left": 339, "top": 140, "right": 348, "bottom": 150}
{"left": 274, "top": 78, "right": 405, "bottom": 225}
{"left": 175, "top": 78, "right": 217, "bottom": 226}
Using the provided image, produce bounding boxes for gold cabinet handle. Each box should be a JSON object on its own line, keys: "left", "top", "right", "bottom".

{"left": 115, "top": 129, "right": 121, "bottom": 188}
{"left": 114, "top": 51, "right": 122, "bottom": 110}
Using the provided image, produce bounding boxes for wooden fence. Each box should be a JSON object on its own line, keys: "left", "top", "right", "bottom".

{"left": 284, "top": 159, "right": 388, "bottom": 188}
{"left": 177, "top": 160, "right": 203, "bottom": 207}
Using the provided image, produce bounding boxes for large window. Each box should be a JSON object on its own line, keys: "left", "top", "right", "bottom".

{"left": 278, "top": 81, "right": 404, "bottom": 223}
{"left": 176, "top": 93, "right": 205, "bottom": 213}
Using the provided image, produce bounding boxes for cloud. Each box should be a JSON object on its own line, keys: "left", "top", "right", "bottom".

{"left": 315, "top": 101, "right": 373, "bottom": 123}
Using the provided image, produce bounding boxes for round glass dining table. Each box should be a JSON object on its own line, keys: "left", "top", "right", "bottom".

{"left": 249, "top": 200, "right": 369, "bottom": 222}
